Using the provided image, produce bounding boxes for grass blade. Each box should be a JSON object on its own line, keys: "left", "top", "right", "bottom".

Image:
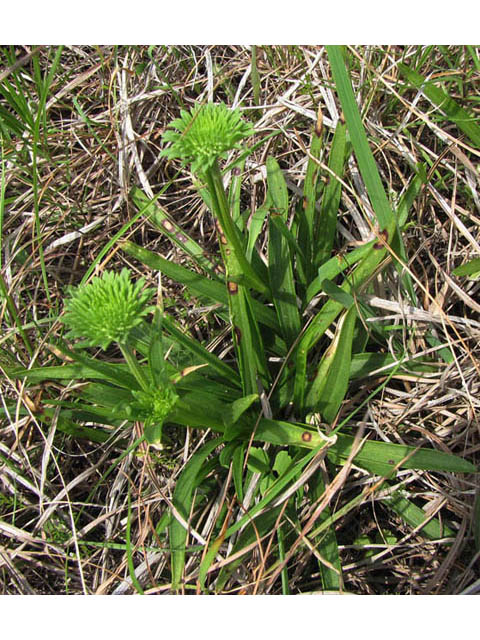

{"left": 267, "top": 157, "right": 301, "bottom": 347}
{"left": 452, "top": 257, "right": 480, "bottom": 278}
{"left": 170, "top": 437, "right": 223, "bottom": 590}
{"left": 383, "top": 490, "right": 454, "bottom": 540}
{"left": 398, "top": 62, "right": 480, "bottom": 149}
{"left": 308, "top": 472, "right": 343, "bottom": 591}
{"left": 326, "top": 46, "right": 396, "bottom": 231}
{"left": 305, "top": 305, "right": 357, "bottom": 421}
{"left": 305, "top": 239, "right": 374, "bottom": 304}
{"left": 315, "top": 120, "right": 347, "bottom": 269}
{"left": 328, "top": 433, "right": 477, "bottom": 476}
{"left": 298, "top": 109, "right": 323, "bottom": 282}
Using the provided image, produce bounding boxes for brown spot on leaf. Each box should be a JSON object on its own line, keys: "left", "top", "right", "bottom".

{"left": 215, "top": 220, "right": 228, "bottom": 244}
{"left": 176, "top": 232, "right": 188, "bottom": 243}
{"left": 302, "top": 431, "right": 313, "bottom": 443}
{"left": 162, "top": 219, "right": 175, "bottom": 233}
{"left": 374, "top": 228, "right": 389, "bottom": 250}
{"left": 227, "top": 281, "right": 238, "bottom": 294}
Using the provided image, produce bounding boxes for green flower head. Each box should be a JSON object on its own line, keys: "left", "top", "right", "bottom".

{"left": 132, "top": 384, "right": 179, "bottom": 425}
{"left": 160, "top": 102, "right": 254, "bottom": 174}
{"left": 63, "top": 269, "right": 155, "bottom": 349}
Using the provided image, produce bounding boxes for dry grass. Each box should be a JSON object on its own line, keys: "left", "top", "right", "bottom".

{"left": 1, "top": 45, "right": 479, "bottom": 594}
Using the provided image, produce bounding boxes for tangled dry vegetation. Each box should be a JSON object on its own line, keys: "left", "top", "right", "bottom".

{"left": 1, "top": 45, "right": 480, "bottom": 594}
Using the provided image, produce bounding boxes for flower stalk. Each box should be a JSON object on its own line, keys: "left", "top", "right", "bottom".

{"left": 160, "top": 102, "right": 267, "bottom": 293}
{"left": 203, "top": 158, "right": 268, "bottom": 295}
{"left": 118, "top": 342, "right": 150, "bottom": 393}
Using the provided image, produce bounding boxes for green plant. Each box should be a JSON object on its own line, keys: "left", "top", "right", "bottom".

{"left": 7, "top": 47, "right": 477, "bottom": 593}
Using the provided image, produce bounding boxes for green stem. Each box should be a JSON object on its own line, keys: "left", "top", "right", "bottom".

{"left": 119, "top": 342, "right": 150, "bottom": 392}
{"left": 204, "top": 160, "right": 269, "bottom": 296}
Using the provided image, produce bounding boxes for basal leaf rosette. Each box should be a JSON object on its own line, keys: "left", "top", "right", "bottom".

{"left": 63, "top": 269, "right": 156, "bottom": 349}
{"left": 160, "top": 102, "right": 254, "bottom": 174}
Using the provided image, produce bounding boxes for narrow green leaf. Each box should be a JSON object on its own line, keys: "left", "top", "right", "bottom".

{"left": 246, "top": 202, "right": 269, "bottom": 260}
{"left": 244, "top": 419, "right": 476, "bottom": 476}
{"left": 299, "top": 110, "right": 323, "bottom": 281}
{"left": 306, "top": 305, "right": 357, "bottom": 422}
{"left": 232, "top": 443, "right": 246, "bottom": 503}
{"left": 349, "top": 352, "right": 437, "bottom": 380}
{"left": 253, "top": 419, "right": 332, "bottom": 449}
{"left": 321, "top": 278, "right": 355, "bottom": 309}
{"left": 55, "top": 341, "right": 140, "bottom": 389}
{"left": 326, "top": 46, "right": 397, "bottom": 231}
{"left": 44, "top": 411, "right": 113, "bottom": 444}
{"left": 251, "top": 45, "right": 261, "bottom": 106}
{"left": 167, "top": 392, "right": 230, "bottom": 432}
{"left": 246, "top": 447, "right": 271, "bottom": 474}
{"left": 148, "top": 309, "right": 166, "bottom": 386}
{"left": 8, "top": 361, "right": 131, "bottom": 385}
{"left": 267, "top": 156, "right": 301, "bottom": 346}
{"left": 452, "top": 257, "right": 480, "bottom": 278}
{"left": 197, "top": 530, "right": 225, "bottom": 593}
{"left": 228, "top": 158, "right": 247, "bottom": 224}
{"left": 206, "top": 161, "right": 269, "bottom": 296}
{"left": 398, "top": 63, "right": 480, "bottom": 149}
{"left": 328, "top": 433, "right": 477, "bottom": 476}
{"left": 315, "top": 120, "right": 347, "bottom": 269}
{"left": 308, "top": 473, "right": 342, "bottom": 591}
{"left": 277, "top": 522, "right": 290, "bottom": 594}
{"left": 202, "top": 161, "right": 271, "bottom": 394}
{"left": 306, "top": 241, "right": 375, "bottom": 303}
{"left": 266, "top": 155, "right": 289, "bottom": 215}
{"left": 295, "top": 222, "right": 395, "bottom": 408}
{"left": 396, "top": 166, "right": 426, "bottom": 228}
{"left": 270, "top": 214, "right": 306, "bottom": 264}
{"left": 229, "top": 283, "right": 271, "bottom": 394}
{"left": 170, "top": 437, "right": 222, "bottom": 590}
{"left": 223, "top": 394, "right": 259, "bottom": 433}
{"left": 306, "top": 239, "right": 374, "bottom": 304}
{"left": 383, "top": 490, "right": 454, "bottom": 540}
